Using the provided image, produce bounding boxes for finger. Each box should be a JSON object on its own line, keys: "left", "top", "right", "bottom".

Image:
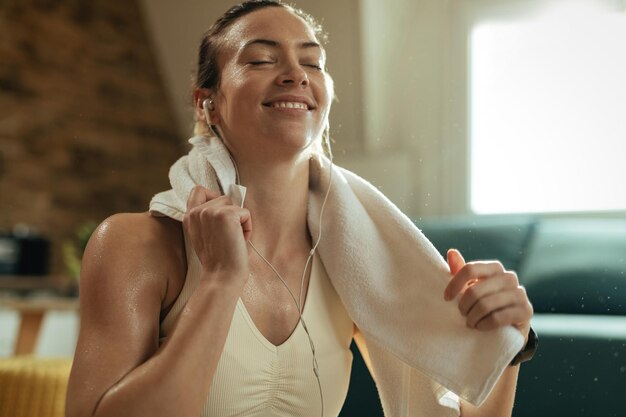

{"left": 465, "top": 289, "right": 523, "bottom": 328}
{"left": 215, "top": 206, "right": 252, "bottom": 241}
{"left": 474, "top": 304, "right": 531, "bottom": 331}
{"left": 458, "top": 272, "right": 519, "bottom": 316}
{"left": 444, "top": 261, "right": 506, "bottom": 301}
{"left": 186, "top": 185, "right": 221, "bottom": 210}
{"left": 446, "top": 249, "right": 466, "bottom": 276}
{"left": 240, "top": 208, "right": 252, "bottom": 241}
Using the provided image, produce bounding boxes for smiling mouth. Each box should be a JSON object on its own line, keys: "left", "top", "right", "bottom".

{"left": 263, "top": 101, "right": 312, "bottom": 110}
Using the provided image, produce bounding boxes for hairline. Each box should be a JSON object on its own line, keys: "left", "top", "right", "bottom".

{"left": 242, "top": 38, "right": 322, "bottom": 51}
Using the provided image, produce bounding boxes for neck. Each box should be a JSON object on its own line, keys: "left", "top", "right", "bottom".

{"left": 237, "top": 152, "right": 312, "bottom": 261}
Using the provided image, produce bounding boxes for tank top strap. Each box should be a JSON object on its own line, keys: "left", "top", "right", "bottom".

{"left": 160, "top": 227, "right": 202, "bottom": 339}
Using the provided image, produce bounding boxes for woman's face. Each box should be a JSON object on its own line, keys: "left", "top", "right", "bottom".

{"left": 209, "top": 7, "right": 332, "bottom": 162}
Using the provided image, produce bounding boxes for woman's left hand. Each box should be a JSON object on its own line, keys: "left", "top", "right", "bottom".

{"left": 443, "top": 248, "right": 534, "bottom": 343}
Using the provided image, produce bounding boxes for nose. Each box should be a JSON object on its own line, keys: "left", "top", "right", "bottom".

{"left": 275, "top": 60, "right": 309, "bottom": 87}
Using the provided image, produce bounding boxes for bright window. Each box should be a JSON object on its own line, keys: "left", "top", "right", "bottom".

{"left": 470, "top": 2, "right": 626, "bottom": 214}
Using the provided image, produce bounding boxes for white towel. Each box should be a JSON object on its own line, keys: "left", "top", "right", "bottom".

{"left": 149, "top": 135, "right": 524, "bottom": 416}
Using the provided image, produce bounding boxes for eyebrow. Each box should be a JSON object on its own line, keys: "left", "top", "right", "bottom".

{"left": 242, "top": 38, "right": 321, "bottom": 51}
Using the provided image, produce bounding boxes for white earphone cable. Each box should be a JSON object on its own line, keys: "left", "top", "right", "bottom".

{"left": 246, "top": 151, "right": 333, "bottom": 417}
{"left": 204, "top": 97, "right": 333, "bottom": 416}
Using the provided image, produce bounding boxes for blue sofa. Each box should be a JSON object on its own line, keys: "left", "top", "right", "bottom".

{"left": 340, "top": 215, "right": 626, "bottom": 417}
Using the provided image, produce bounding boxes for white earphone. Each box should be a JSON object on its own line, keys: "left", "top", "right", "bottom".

{"left": 202, "top": 98, "right": 214, "bottom": 113}
{"left": 219, "top": 121, "right": 334, "bottom": 417}
{"left": 202, "top": 98, "right": 222, "bottom": 139}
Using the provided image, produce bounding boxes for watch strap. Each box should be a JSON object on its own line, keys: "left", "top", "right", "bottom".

{"left": 510, "top": 326, "right": 538, "bottom": 366}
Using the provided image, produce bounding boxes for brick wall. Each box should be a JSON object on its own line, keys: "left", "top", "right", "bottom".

{"left": 0, "top": 0, "right": 186, "bottom": 279}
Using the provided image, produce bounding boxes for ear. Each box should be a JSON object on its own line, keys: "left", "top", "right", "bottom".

{"left": 193, "top": 88, "right": 219, "bottom": 124}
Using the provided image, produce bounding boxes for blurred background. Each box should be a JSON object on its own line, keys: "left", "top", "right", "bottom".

{"left": 0, "top": 0, "right": 625, "bottom": 416}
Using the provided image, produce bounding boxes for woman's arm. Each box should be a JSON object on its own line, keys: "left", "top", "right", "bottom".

{"left": 67, "top": 188, "right": 251, "bottom": 417}
{"left": 459, "top": 364, "right": 521, "bottom": 417}
{"left": 354, "top": 247, "right": 532, "bottom": 417}
{"left": 444, "top": 249, "right": 534, "bottom": 417}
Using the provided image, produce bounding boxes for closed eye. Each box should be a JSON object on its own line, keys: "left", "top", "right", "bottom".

{"left": 304, "top": 64, "right": 323, "bottom": 70}
{"left": 249, "top": 61, "right": 274, "bottom": 66}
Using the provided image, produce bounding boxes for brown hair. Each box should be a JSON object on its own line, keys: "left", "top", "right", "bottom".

{"left": 193, "top": 0, "right": 328, "bottom": 136}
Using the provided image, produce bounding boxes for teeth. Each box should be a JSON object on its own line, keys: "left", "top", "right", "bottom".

{"left": 270, "top": 101, "right": 308, "bottom": 110}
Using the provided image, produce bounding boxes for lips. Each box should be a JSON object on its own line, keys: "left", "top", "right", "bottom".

{"left": 262, "top": 95, "right": 315, "bottom": 110}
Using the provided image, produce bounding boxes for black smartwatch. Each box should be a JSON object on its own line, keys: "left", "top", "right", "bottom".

{"left": 510, "top": 326, "right": 538, "bottom": 366}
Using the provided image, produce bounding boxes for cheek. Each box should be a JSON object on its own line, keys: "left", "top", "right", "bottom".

{"left": 319, "top": 73, "right": 334, "bottom": 116}
{"left": 323, "top": 72, "right": 335, "bottom": 97}
{"left": 217, "top": 66, "right": 257, "bottom": 108}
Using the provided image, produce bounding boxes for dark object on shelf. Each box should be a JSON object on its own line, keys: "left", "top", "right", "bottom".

{"left": 0, "top": 228, "right": 50, "bottom": 276}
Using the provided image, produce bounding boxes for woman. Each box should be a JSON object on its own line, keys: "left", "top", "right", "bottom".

{"left": 66, "top": 1, "right": 534, "bottom": 417}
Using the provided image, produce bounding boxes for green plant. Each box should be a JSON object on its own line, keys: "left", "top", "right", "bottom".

{"left": 62, "top": 221, "right": 97, "bottom": 283}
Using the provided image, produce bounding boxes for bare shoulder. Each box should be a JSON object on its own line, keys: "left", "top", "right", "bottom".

{"left": 67, "top": 212, "right": 185, "bottom": 416}
{"left": 81, "top": 212, "right": 185, "bottom": 310}
{"left": 88, "top": 212, "right": 183, "bottom": 263}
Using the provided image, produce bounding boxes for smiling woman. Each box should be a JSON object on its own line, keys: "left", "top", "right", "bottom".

{"left": 195, "top": 10, "right": 332, "bottom": 161}
{"left": 192, "top": 1, "right": 331, "bottom": 154}
{"left": 65, "top": 2, "right": 534, "bottom": 417}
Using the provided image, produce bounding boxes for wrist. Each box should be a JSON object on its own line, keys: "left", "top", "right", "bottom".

{"left": 510, "top": 326, "right": 538, "bottom": 366}
{"left": 516, "top": 321, "right": 531, "bottom": 345}
{"left": 199, "top": 268, "right": 248, "bottom": 294}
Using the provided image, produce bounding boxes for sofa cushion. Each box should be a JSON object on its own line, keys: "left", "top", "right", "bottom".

{"left": 417, "top": 215, "right": 537, "bottom": 272}
{"left": 514, "top": 314, "right": 626, "bottom": 417}
{"left": 519, "top": 219, "right": 626, "bottom": 315}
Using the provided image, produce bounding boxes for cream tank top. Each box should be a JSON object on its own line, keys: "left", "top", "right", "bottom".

{"left": 159, "top": 231, "right": 354, "bottom": 417}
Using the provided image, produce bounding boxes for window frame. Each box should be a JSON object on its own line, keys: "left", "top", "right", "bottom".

{"left": 442, "top": 0, "right": 626, "bottom": 218}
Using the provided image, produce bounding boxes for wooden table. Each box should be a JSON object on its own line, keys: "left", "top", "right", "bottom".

{"left": 0, "top": 297, "right": 79, "bottom": 355}
{"left": 0, "top": 275, "right": 70, "bottom": 291}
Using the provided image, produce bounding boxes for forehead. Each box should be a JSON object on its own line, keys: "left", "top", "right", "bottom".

{"left": 222, "top": 7, "right": 320, "bottom": 53}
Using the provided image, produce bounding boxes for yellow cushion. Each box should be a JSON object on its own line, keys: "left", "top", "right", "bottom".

{"left": 0, "top": 356, "right": 72, "bottom": 417}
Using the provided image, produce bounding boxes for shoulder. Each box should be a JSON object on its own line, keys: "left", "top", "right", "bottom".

{"left": 67, "top": 213, "right": 185, "bottom": 416}
{"left": 81, "top": 212, "right": 185, "bottom": 311}
{"left": 93, "top": 212, "right": 182, "bottom": 249}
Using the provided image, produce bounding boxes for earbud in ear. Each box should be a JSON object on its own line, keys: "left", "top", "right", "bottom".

{"left": 201, "top": 98, "right": 215, "bottom": 125}
{"left": 202, "top": 98, "right": 215, "bottom": 111}
{"left": 200, "top": 98, "right": 223, "bottom": 140}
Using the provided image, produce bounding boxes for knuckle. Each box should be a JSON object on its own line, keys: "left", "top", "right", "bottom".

{"left": 477, "top": 319, "right": 493, "bottom": 331}
{"left": 493, "top": 309, "right": 511, "bottom": 326}
{"left": 198, "top": 205, "right": 211, "bottom": 217}
{"left": 464, "top": 263, "right": 478, "bottom": 276}
{"left": 188, "top": 206, "right": 201, "bottom": 220}
{"left": 219, "top": 195, "right": 233, "bottom": 205}
{"left": 478, "top": 298, "right": 495, "bottom": 317}
{"left": 504, "top": 271, "right": 519, "bottom": 285}
{"left": 491, "top": 260, "right": 505, "bottom": 272}
{"left": 464, "top": 285, "right": 479, "bottom": 301}
{"left": 516, "top": 287, "right": 531, "bottom": 305}
{"left": 473, "top": 301, "right": 488, "bottom": 319}
{"left": 491, "top": 311, "right": 504, "bottom": 325}
{"left": 215, "top": 208, "right": 231, "bottom": 221}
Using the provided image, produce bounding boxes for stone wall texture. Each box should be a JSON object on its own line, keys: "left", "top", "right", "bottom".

{"left": 0, "top": 0, "right": 186, "bottom": 278}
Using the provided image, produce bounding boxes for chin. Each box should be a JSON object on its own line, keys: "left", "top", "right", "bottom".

{"left": 268, "top": 128, "right": 317, "bottom": 151}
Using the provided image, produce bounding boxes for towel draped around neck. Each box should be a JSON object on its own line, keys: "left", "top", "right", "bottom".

{"left": 149, "top": 135, "right": 524, "bottom": 417}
